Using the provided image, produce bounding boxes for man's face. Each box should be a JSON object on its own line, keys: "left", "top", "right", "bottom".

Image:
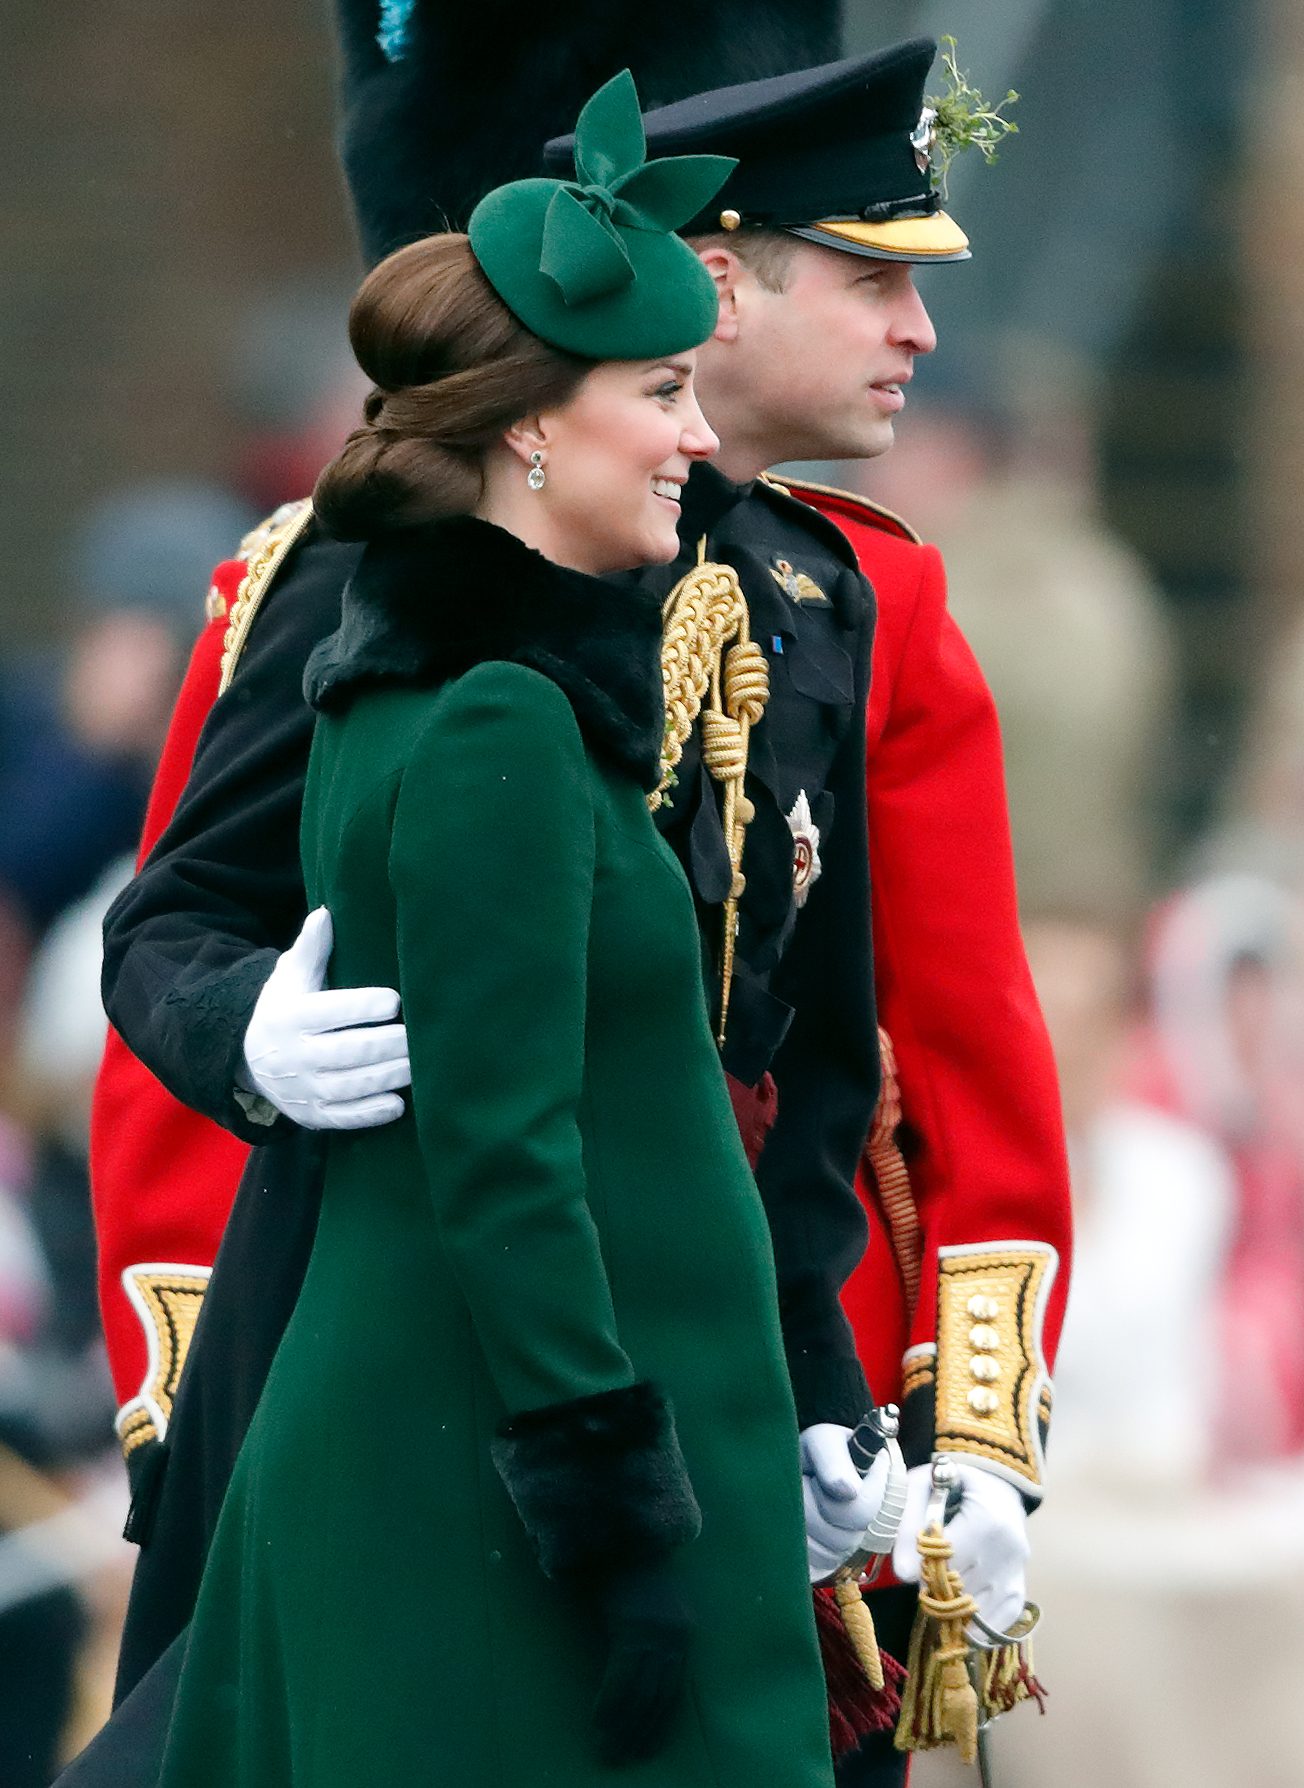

{"left": 709, "top": 240, "right": 938, "bottom": 467}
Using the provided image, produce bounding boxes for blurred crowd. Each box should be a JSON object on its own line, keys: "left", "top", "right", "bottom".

{"left": 857, "top": 373, "right": 1304, "bottom": 1788}
{"left": 0, "top": 288, "right": 362, "bottom": 1783}
{"left": 3, "top": 324, "right": 1304, "bottom": 1782}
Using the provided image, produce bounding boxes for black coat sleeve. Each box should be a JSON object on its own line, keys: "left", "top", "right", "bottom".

{"left": 756, "top": 573, "right": 879, "bottom": 1432}
{"left": 100, "top": 527, "right": 359, "bottom": 1143}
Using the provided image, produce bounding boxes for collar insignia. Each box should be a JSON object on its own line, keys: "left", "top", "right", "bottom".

{"left": 770, "top": 558, "right": 829, "bottom": 606}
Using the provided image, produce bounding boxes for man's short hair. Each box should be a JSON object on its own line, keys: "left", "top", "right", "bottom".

{"left": 690, "top": 228, "right": 796, "bottom": 293}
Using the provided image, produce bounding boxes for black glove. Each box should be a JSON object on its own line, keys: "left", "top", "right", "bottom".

{"left": 588, "top": 1558, "right": 695, "bottom": 1766}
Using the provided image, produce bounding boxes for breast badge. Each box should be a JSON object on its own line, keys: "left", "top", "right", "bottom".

{"left": 787, "top": 791, "right": 822, "bottom": 907}
{"left": 770, "top": 558, "right": 830, "bottom": 606}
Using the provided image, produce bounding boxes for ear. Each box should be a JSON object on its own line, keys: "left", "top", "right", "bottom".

{"left": 695, "top": 246, "right": 743, "bottom": 345}
{"left": 503, "top": 414, "right": 549, "bottom": 469}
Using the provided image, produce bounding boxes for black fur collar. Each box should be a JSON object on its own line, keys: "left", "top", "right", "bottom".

{"left": 305, "top": 515, "right": 667, "bottom": 790}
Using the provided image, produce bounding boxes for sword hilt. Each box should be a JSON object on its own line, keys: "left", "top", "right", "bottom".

{"left": 841, "top": 1403, "right": 908, "bottom": 1561}
{"left": 847, "top": 1402, "right": 899, "bottom": 1471}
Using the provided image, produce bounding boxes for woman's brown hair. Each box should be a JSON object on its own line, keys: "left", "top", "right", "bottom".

{"left": 314, "top": 234, "right": 589, "bottom": 541}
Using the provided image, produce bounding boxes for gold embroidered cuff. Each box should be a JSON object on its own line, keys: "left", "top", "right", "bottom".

{"left": 932, "top": 1242, "right": 1058, "bottom": 1497}
{"left": 115, "top": 1263, "right": 211, "bottom": 1457}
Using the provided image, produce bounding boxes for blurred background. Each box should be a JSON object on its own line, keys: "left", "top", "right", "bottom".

{"left": 3, "top": 0, "right": 1303, "bottom": 1781}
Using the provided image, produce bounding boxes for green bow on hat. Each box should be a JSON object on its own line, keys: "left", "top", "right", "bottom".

{"left": 469, "top": 71, "right": 736, "bottom": 361}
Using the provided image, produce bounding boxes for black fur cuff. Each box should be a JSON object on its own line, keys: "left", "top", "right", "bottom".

{"left": 491, "top": 1381, "right": 701, "bottom": 1580}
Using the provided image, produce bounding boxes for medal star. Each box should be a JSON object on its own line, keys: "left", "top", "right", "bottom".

{"left": 786, "top": 792, "right": 822, "bottom": 908}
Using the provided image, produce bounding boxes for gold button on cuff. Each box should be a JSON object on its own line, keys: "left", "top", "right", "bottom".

{"left": 936, "top": 1244, "right": 1059, "bottom": 1494}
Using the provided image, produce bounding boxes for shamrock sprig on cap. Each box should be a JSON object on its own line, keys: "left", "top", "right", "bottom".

{"left": 928, "top": 37, "right": 1020, "bottom": 194}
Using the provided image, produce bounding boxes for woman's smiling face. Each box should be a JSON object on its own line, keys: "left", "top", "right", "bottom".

{"left": 523, "top": 354, "right": 719, "bottom": 573}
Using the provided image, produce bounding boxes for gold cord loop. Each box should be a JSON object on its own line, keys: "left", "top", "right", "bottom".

{"left": 894, "top": 1521, "right": 980, "bottom": 1762}
{"left": 652, "top": 540, "right": 770, "bottom": 1044}
{"left": 700, "top": 710, "right": 745, "bottom": 781}
{"left": 894, "top": 1487, "right": 1045, "bottom": 1759}
{"left": 722, "top": 638, "right": 769, "bottom": 725}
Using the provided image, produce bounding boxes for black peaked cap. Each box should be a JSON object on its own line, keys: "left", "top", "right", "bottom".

{"left": 333, "top": 0, "right": 845, "bottom": 267}
{"left": 544, "top": 37, "right": 970, "bottom": 263}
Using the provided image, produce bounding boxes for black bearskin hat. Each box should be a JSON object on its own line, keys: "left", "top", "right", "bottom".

{"left": 333, "top": 1, "right": 845, "bottom": 266}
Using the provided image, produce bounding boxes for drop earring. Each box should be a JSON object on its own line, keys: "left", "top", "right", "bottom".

{"left": 527, "top": 450, "right": 546, "bottom": 491}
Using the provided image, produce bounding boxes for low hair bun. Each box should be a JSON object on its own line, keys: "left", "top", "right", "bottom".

{"left": 313, "top": 233, "right": 588, "bottom": 544}
{"left": 313, "top": 420, "right": 481, "bottom": 542}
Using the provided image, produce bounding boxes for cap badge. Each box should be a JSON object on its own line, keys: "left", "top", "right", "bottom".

{"left": 770, "top": 558, "right": 828, "bottom": 606}
{"left": 910, "top": 106, "right": 938, "bottom": 175}
{"left": 787, "top": 792, "right": 822, "bottom": 908}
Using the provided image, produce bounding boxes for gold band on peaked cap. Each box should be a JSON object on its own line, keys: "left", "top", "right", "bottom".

{"left": 794, "top": 211, "right": 971, "bottom": 264}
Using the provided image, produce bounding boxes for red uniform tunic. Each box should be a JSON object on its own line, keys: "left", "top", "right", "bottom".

{"left": 90, "top": 557, "right": 250, "bottom": 1448}
{"left": 786, "top": 481, "right": 1071, "bottom": 1500}
{"left": 92, "top": 487, "right": 1072, "bottom": 1495}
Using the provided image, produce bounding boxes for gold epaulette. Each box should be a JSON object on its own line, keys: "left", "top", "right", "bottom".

{"left": 217, "top": 498, "right": 315, "bottom": 695}
{"left": 759, "top": 472, "right": 921, "bottom": 545}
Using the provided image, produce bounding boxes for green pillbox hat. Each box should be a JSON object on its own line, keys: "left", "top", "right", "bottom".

{"left": 469, "top": 70, "right": 736, "bottom": 361}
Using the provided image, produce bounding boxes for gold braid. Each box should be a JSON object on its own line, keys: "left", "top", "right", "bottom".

{"left": 651, "top": 538, "right": 770, "bottom": 1045}
{"left": 217, "top": 499, "right": 314, "bottom": 695}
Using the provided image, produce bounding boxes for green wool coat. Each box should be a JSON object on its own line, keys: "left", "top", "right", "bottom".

{"left": 157, "top": 520, "right": 835, "bottom": 1787}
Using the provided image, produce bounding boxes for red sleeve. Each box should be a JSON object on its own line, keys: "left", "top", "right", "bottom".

{"left": 791, "top": 486, "right": 1072, "bottom": 1501}
{"left": 133, "top": 582, "right": 231, "bottom": 866}
{"left": 90, "top": 559, "right": 252, "bottom": 1443}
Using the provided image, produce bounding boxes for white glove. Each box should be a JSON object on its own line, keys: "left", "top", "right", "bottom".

{"left": 891, "top": 1460, "right": 1029, "bottom": 1634}
{"left": 241, "top": 908, "right": 410, "bottom": 1130}
{"left": 800, "top": 1423, "right": 895, "bottom": 1583}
